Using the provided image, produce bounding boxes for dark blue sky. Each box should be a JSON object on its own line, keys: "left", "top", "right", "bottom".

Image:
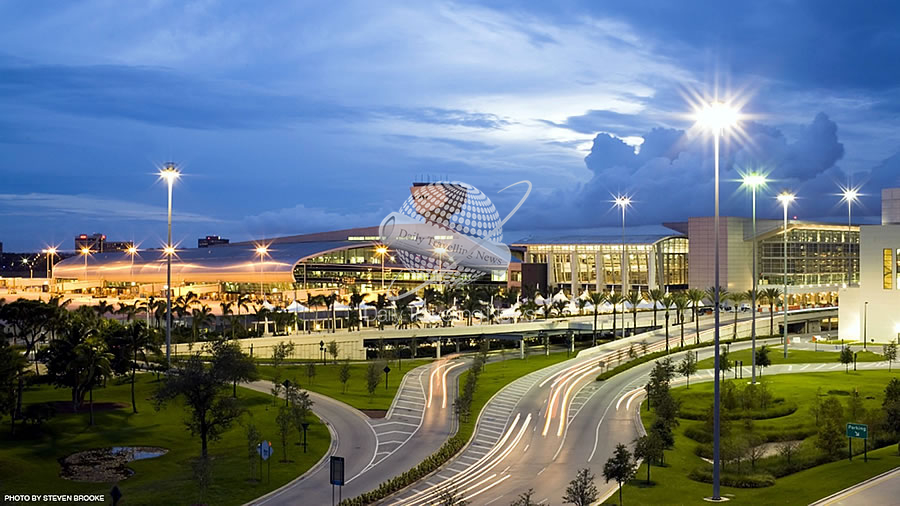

{"left": 2, "top": 1, "right": 899, "bottom": 250}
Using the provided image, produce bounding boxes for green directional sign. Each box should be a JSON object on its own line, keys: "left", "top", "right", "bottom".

{"left": 846, "top": 423, "right": 868, "bottom": 439}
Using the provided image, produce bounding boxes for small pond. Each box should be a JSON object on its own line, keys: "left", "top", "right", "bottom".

{"left": 60, "top": 446, "right": 169, "bottom": 482}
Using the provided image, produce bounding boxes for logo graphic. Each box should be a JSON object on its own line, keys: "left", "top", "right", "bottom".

{"left": 379, "top": 180, "right": 530, "bottom": 298}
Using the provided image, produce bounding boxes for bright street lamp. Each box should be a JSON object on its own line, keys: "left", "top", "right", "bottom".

{"left": 694, "top": 98, "right": 740, "bottom": 501}
{"left": 159, "top": 162, "right": 180, "bottom": 368}
{"left": 839, "top": 186, "right": 860, "bottom": 288}
{"left": 375, "top": 245, "right": 389, "bottom": 291}
{"left": 777, "top": 191, "right": 795, "bottom": 360}
{"left": 434, "top": 245, "right": 447, "bottom": 284}
{"left": 126, "top": 246, "right": 138, "bottom": 280}
{"left": 740, "top": 172, "right": 767, "bottom": 384}
{"left": 613, "top": 194, "right": 631, "bottom": 336}
{"left": 80, "top": 246, "right": 92, "bottom": 280}
{"left": 43, "top": 246, "right": 58, "bottom": 281}
{"left": 256, "top": 245, "right": 269, "bottom": 301}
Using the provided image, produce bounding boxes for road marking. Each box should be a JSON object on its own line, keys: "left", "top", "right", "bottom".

{"left": 816, "top": 364, "right": 827, "bottom": 370}
{"left": 485, "top": 496, "right": 504, "bottom": 505}
{"left": 801, "top": 364, "right": 810, "bottom": 370}
{"left": 537, "top": 467, "right": 546, "bottom": 475}
{"left": 523, "top": 444, "right": 529, "bottom": 453}
{"left": 371, "top": 420, "right": 419, "bottom": 428}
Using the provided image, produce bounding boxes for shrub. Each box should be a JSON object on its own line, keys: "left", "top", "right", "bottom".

{"left": 688, "top": 468, "right": 775, "bottom": 488}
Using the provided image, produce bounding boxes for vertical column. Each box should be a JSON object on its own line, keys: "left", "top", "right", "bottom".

{"left": 595, "top": 252, "right": 604, "bottom": 292}
{"left": 648, "top": 246, "right": 658, "bottom": 291}
{"left": 546, "top": 253, "right": 555, "bottom": 291}
{"left": 520, "top": 337, "right": 524, "bottom": 359}
{"left": 571, "top": 252, "right": 580, "bottom": 295}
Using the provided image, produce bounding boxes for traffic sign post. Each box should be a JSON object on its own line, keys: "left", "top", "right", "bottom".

{"left": 846, "top": 423, "right": 868, "bottom": 462}
{"left": 258, "top": 440, "right": 273, "bottom": 483}
{"left": 330, "top": 456, "right": 345, "bottom": 506}
{"left": 384, "top": 365, "right": 391, "bottom": 390}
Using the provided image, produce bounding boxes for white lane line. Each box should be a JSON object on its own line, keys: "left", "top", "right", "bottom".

{"left": 789, "top": 365, "right": 793, "bottom": 371}
{"left": 376, "top": 430, "right": 415, "bottom": 436}
{"left": 523, "top": 444, "right": 529, "bottom": 453}
{"left": 427, "top": 362, "right": 449, "bottom": 409}
{"left": 441, "top": 362, "right": 466, "bottom": 409}
{"left": 589, "top": 384, "right": 633, "bottom": 462}
{"left": 816, "top": 364, "right": 827, "bottom": 370}
{"left": 625, "top": 390, "right": 643, "bottom": 411}
{"left": 801, "top": 364, "right": 810, "bottom": 370}
{"left": 484, "top": 495, "right": 504, "bottom": 505}
{"left": 371, "top": 420, "right": 419, "bottom": 428}
{"left": 537, "top": 467, "right": 546, "bottom": 476}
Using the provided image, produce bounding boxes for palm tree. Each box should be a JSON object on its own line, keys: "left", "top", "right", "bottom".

{"left": 119, "top": 321, "right": 159, "bottom": 413}
{"left": 373, "top": 293, "right": 389, "bottom": 330}
{"left": 518, "top": 298, "right": 539, "bottom": 322}
{"left": 150, "top": 298, "right": 166, "bottom": 329}
{"left": 589, "top": 292, "right": 607, "bottom": 346}
{"left": 552, "top": 299, "right": 568, "bottom": 319}
{"left": 221, "top": 301, "right": 236, "bottom": 338}
{"left": 762, "top": 287, "right": 782, "bottom": 337}
{"left": 422, "top": 287, "right": 439, "bottom": 314}
{"left": 73, "top": 336, "right": 113, "bottom": 426}
{"left": 116, "top": 301, "right": 139, "bottom": 322}
{"left": 607, "top": 291, "right": 625, "bottom": 339}
{"left": 46, "top": 296, "right": 71, "bottom": 341}
{"left": 686, "top": 289, "right": 706, "bottom": 345}
{"left": 577, "top": 297, "right": 589, "bottom": 317}
{"left": 729, "top": 292, "right": 749, "bottom": 341}
{"left": 191, "top": 305, "right": 214, "bottom": 343}
{"left": 481, "top": 285, "right": 502, "bottom": 324}
{"left": 349, "top": 292, "right": 365, "bottom": 331}
{"left": 322, "top": 293, "right": 338, "bottom": 333}
{"left": 705, "top": 286, "right": 729, "bottom": 311}
{"left": 673, "top": 294, "right": 690, "bottom": 349}
{"left": 660, "top": 293, "right": 674, "bottom": 354}
{"left": 646, "top": 288, "right": 664, "bottom": 327}
{"left": 234, "top": 293, "right": 251, "bottom": 334}
{"left": 460, "top": 285, "right": 484, "bottom": 326}
{"left": 625, "top": 291, "right": 643, "bottom": 336}
{"left": 93, "top": 300, "right": 114, "bottom": 319}
{"left": 2, "top": 340, "right": 29, "bottom": 435}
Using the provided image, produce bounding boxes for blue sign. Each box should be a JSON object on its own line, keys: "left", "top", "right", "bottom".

{"left": 258, "top": 440, "right": 273, "bottom": 461}
{"left": 330, "top": 456, "right": 345, "bottom": 486}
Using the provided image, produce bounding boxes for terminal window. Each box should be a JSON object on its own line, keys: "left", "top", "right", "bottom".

{"left": 885, "top": 249, "right": 893, "bottom": 289}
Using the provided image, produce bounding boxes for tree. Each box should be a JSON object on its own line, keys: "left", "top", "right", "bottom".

{"left": 589, "top": 292, "right": 607, "bottom": 346}
{"left": 777, "top": 438, "right": 802, "bottom": 465}
{"left": 0, "top": 339, "right": 29, "bottom": 435}
{"left": 686, "top": 289, "right": 706, "bottom": 344}
{"left": 41, "top": 313, "right": 96, "bottom": 411}
{"left": 633, "top": 432, "right": 664, "bottom": 484}
{"left": 847, "top": 388, "right": 864, "bottom": 421}
{"left": 762, "top": 287, "right": 782, "bottom": 336}
{"left": 607, "top": 292, "right": 625, "bottom": 339}
{"left": 646, "top": 288, "right": 664, "bottom": 327}
{"left": 349, "top": 292, "right": 365, "bottom": 331}
{"left": 601, "top": 445, "right": 635, "bottom": 506}
{"left": 339, "top": 359, "right": 352, "bottom": 393}
{"left": 881, "top": 378, "right": 900, "bottom": 454}
{"left": 276, "top": 405, "right": 292, "bottom": 462}
{"left": 756, "top": 345, "right": 771, "bottom": 376}
{"left": 117, "top": 321, "right": 160, "bottom": 412}
{"left": 719, "top": 347, "right": 732, "bottom": 376}
{"left": 840, "top": 346, "right": 854, "bottom": 373}
{"left": 366, "top": 362, "right": 380, "bottom": 397}
{"left": 289, "top": 388, "right": 313, "bottom": 444}
{"left": 625, "top": 290, "right": 642, "bottom": 336}
{"left": 646, "top": 357, "right": 676, "bottom": 408}
{"left": 210, "top": 339, "right": 258, "bottom": 398}
{"left": 244, "top": 421, "right": 261, "bottom": 481}
{"left": 883, "top": 342, "right": 897, "bottom": 372}
{"left": 815, "top": 396, "right": 845, "bottom": 457}
{"left": 327, "top": 340, "right": 339, "bottom": 364}
{"left": 660, "top": 294, "right": 674, "bottom": 353}
{"left": 305, "top": 362, "right": 316, "bottom": 386}
{"left": 509, "top": 489, "right": 536, "bottom": 506}
{"left": 728, "top": 292, "right": 748, "bottom": 340}
{"left": 0, "top": 299, "right": 53, "bottom": 374}
{"left": 678, "top": 352, "right": 697, "bottom": 389}
{"left": 73, "top": 336, "right": 113, "bottom": 426}
{"left": 563, "top": 467, "right": 599, "bottom": 506}
{"left": 673, "top": 294, "right": 690, "bottom": 349}
{"left": 154, "top": 354, "right": 243, "bottom": 458}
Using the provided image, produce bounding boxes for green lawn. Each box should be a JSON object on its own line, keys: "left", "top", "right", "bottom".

{"left": 615, "top": 370, "right": 900, "bottom": 505}
{"left": 0, "top": 374, "right": 328, "bottom": 506}
{"left": 257, "top": 359, "right": 433, "bottom": 412}
{"left": 696, "top": 348, "right": 883, "bottom": 370}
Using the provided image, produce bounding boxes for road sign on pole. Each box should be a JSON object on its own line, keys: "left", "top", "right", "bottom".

{"left": 846, "top": 423, "right": 868, "bottom": 439}
{"left": 331, "top": 456, "right": 345, "bottom": 506}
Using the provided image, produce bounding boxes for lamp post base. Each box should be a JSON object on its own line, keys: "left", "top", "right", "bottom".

{"left": 703, "top": 496, "right": 731, "bottom": 503}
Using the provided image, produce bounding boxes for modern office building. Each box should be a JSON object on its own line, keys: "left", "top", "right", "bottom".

{"left": 198, "top": 235, "right": 230, "bottom": 248}
{"left": 509, "top": 233, "right": 689, "bottom": 295}
{"left": 839, "top": 188, "right": 900, "bottom": 343}
{"left": 676, "top": 216, "right": 858, "bottom": 307}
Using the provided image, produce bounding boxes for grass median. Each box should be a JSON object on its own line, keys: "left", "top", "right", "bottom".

{"left": 696, "top": 348, "right": 883, "bottom": 370}
{"left": 615, "top": 370, "right": 900, "bottom": 505}
{"left": 1, "top": 374, "right": 328, "bottom": 506}
{"left": 257, "top": 358, "right": 433, "bottom": 412}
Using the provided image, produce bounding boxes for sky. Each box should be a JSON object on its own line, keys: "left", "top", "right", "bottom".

{"left": 1, "top": 1, "right": 899, "bottom": 251}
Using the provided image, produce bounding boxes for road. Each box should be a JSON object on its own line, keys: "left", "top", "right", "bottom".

{"left": 386, "top": 310, "right": 889, "bottom": 505}
{"left": 810, "top": 468, "right": 900, "bottom": 505}
{"left": 244, "top": 356, "right": 469, "bottom": 505}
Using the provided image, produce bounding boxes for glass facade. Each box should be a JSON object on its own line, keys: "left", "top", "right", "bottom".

{"left": 518, "top": 238, "right": 688, "bottom": 292}
{"left": 885, "top": 249, "right": 893, "bottom": 290}
{"left": 758, "top": 228, "right": 859, "bottom": 286}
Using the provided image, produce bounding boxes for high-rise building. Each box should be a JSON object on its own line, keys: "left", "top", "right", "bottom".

{"left": 74, "top": 233, "right": 133, "bottom": 253}
{"left": 198, "top": 235, "right": 230, "bottom": 248}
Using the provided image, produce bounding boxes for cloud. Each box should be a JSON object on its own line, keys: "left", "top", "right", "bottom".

{"left": 0, "top": 193, "right": 218, "bottom": 223}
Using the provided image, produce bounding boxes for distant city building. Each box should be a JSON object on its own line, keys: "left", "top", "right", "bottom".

{"left": 198, "top": 235, "right": 230, "bottom": 248}
{"left": 74, "top": 233, "right": 133, "bottom": 253}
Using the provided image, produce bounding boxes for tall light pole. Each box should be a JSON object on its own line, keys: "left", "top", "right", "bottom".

{"left": 695, "top": 99, "right": 740, "bottom": 501}
{"left": 80, "top": 247, "right": 92, "bottom": 281}
{"left": 256, "top": 245, "right": 269, "bottom": 301}
{"left": 159, "top": 162, "right": 180, "bottom": 367}
{"left": 741, "top": 173, "right": 767, "bottom": 384}
{"left": 614, "top": 195, "right": 631, "bottom": 336}
{"left": 777, "top": 191, "right": 795, "bottom": 359}
{"left": 43, "top": 247, "right": 58, "bottom": 293}
{"left": 840, "top": 187, "right": 859, "bottom": 288}
{"left": 375, "top": 245, "right": 388, "bottom": 291}
{"left": 126, "top": 246, "right": 138, "bottom": 280}
{"left": 435, "top": 245, "right": 447, "bottom": 285}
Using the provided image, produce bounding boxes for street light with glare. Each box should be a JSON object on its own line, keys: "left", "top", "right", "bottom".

{"left": 434, "top": 245, "right": 447, "bottom": 284}
{"left": 375, "top": 245, "right": 389, "bottom": 291}
{"left": 159, "top": 162, "right": 180, "bottom": 367}
{"left": 740, "top": 172, "right": 767, "bottom": 384}
{"left": 43, "top": 246, "right": 58, "bottom": 282}
{"left": 613, "top": 194, "right": 631, "bottom": 335}
{"left": 80, "top": 246, "right": 92, "bottom": 281}
{"left": 777, "top": 191, "right": 795, "bottom": 360}
{"left": 694, "top": 98, "right": 740, "bottom": 501}
{"left": 840, "top": 186, "right": 860, "bottom": 288}
{"left": 126, "top": 245, "right": 138, "bottom": 280}
{"left": 256, "top": 245, "right": 269, "bottom": 301}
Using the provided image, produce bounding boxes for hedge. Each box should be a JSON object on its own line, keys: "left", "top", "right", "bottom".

{"left": 688, "top": 468, "right": 776, "bottom": 488}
